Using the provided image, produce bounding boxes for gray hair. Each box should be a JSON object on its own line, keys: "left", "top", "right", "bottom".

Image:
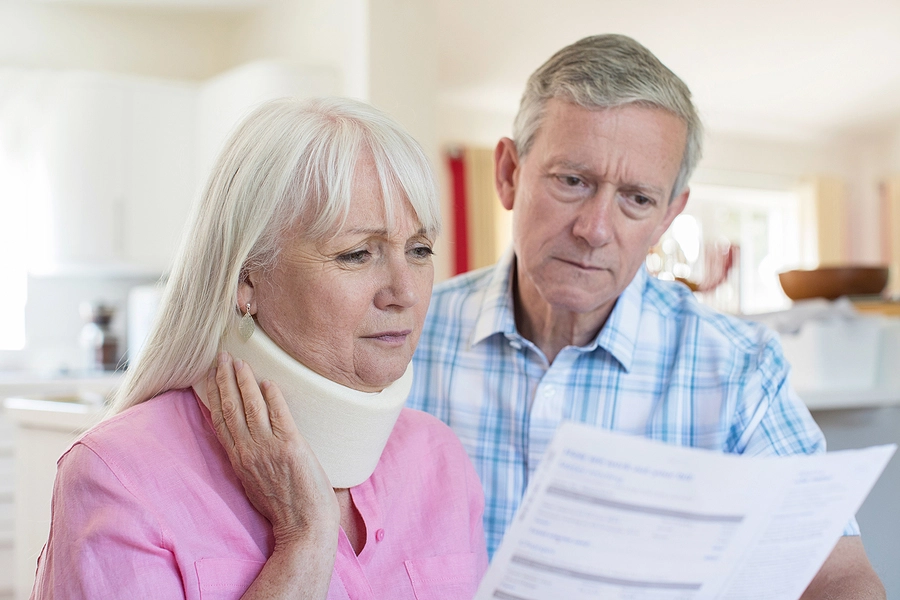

{"left": 513, "top": 34, "right": 703, "bottom": 198}
{"left": 110, "top": 97, "right": 440, "bottom": 414}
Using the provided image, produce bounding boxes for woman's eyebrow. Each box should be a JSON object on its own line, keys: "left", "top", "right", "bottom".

{"left": 342, "top": 226, "right": 429, "bottom": 236}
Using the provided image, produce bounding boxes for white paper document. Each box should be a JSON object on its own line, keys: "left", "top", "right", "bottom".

{"left": 475, "top": 422, "right": 895, "bottom": 600}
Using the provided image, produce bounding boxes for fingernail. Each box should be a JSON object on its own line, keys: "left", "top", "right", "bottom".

{"left": 234, "top": 358, "right": 244, "bottom": 371}
{"left": 217, "top": 352, "right": 229, "bottom": 365}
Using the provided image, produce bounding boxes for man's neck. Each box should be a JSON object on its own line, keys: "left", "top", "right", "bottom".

{"left": 513, "top": 278, "right": 614, "bottom": 364}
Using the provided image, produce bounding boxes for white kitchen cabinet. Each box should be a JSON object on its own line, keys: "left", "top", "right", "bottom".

{"left": 35, "top": 72, "right": 128, "bottom": 272}
{"left": 196, "top": 60, "right": 338, "bottom": 178}
{"left": 6, "top": 62, "right": 337, "bottom": 277}
{"left": 6, "top": 398, "right": 103, "bottom": 600}
{"left": 124, "top": 78, "right": 197, "bottom": 273}
{"left": 27, "top": 70, "right": 197, "bottom": 276}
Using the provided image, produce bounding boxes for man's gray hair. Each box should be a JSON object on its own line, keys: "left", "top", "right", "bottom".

{"left": 513, "top": 34, "right": 703, "bottom": 198}
{"left": 110, "top": 97, "right": 440, "bottom": 414}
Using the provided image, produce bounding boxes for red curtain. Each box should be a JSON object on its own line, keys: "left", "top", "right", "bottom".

{"left": 447, "top": 150, "right": 469, "bottom": 275}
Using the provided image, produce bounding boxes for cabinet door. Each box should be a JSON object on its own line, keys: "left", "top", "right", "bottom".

{"left": 125, "top": 79, "right": 197, "bottom": 274}
{"left": 37, "top": 72, "right": 128, "bottom": 271}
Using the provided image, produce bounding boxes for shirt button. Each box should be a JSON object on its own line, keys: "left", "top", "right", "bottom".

{"left": 375, "top": 529, "right": 385, "bottom": 542}
{"left": 542, "top": 386, "right": 555, "bottom": 398}
{"left": 510, "top": 340, "right": 522, "bottom": 350}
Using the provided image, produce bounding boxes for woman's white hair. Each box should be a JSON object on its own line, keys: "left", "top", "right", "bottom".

{"left": 513, "top": 34, "right": 703, "bottom": 199}
{"left": 110, "top": 96, "right": 440, "bottom": 414}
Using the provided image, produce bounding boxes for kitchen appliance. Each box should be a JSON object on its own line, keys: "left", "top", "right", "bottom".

{"left": 78, "top": 302, "right": 118, "bottom": 372}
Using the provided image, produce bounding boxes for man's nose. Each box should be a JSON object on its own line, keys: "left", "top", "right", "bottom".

{"left": 571, "top": 187, "right": 615, "bottom": 247}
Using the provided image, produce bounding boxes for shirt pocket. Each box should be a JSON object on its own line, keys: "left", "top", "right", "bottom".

{"left": 404, "top": 552, "right": 481, "bottom": 600}
{"left": 195, "top": 557, "right": 266, "bottom": 599}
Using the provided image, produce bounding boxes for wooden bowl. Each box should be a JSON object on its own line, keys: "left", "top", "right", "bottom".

{"left": 778, "top": 266, "right": 889, "bottom": 301}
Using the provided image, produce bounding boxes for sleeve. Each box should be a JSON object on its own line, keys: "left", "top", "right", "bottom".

{"left": 31, "top": 442, "right": 186, "bottom": 599}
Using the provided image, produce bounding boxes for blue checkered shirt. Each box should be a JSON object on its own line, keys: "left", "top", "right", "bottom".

{"left": 409, "top": 250, "right": 857, "bottom": 557}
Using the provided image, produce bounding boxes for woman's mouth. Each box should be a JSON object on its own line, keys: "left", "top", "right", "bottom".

{"left": 366, "top": 330, "right": 412, "bottom": 344}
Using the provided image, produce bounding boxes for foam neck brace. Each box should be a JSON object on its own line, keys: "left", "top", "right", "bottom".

{"left": 195, "top": 326, "right": 411, "bottom": 489}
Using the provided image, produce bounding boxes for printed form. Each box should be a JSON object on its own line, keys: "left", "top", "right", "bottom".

{"left": 476, "top": 422, "right": 894, "bottom": 600}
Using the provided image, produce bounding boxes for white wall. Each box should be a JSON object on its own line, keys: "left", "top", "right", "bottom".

{"left": 0, "top": 2, "right": 240, "bottom": 80}
{"left": 228, "top": 0, "right": 369, "bottom": 98}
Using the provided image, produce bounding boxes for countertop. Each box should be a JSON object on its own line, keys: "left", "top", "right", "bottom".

{"left": 0, "top": 371, "right": 121, "bottom": 401}
{"left": 3, "top": 396, "right": 104, "bottom": 432}
{"left": 851, "top": 298, "right": 900, "bottom": 317}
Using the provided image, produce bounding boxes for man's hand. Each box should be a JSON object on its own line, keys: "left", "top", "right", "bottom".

{"left": 801, "top": 536, "right": 885, "bottom": 599}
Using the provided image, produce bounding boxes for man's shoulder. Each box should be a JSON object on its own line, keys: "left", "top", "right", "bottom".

{"left": 642, "top": 276, "right": 777, "bottom": 353}
{"left": 432, "top": 264, "right": 497, "bottom": 299}
{"left": 424, "top": 264, "right": 504, "bottom": 330}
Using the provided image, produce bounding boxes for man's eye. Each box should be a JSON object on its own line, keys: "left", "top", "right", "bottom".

{"left": 634, "top": 194, "right": 653, "bottom": 206}
{"left": 559, "top": 175, "right": 584, "bottom": 187}
{"left": 337, "top": 250, "right": 370, "bottom": 264}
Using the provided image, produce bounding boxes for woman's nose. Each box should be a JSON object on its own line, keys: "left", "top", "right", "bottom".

{"left": 571, "top": 188, "right": 614, "bottom": 247}
{"left": 375, "top": 257, "right": 419, "bottom": 310}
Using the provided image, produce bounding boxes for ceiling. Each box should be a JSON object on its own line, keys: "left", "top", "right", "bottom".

{"left": 436, "top": 0, "right": 900, "bottom": 143}
{"left": 22, "top": 0, "right": 900, "bottom": 143}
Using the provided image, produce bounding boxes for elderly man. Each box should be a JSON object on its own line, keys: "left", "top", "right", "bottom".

{"left": 410, "top": 34, "right": 884, "bottom": 597}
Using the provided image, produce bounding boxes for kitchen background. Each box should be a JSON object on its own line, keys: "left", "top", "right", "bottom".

{"left": 2, "top": 0, "right": 900, "bottom": 598}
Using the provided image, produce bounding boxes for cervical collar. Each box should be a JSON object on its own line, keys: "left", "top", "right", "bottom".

{"left": 195, "top": 325, "right": 411, "bottom": 489}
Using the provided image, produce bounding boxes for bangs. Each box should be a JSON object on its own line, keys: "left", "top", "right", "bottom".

{"left": 289, "top": 114, "right": 441, "bottom": 242}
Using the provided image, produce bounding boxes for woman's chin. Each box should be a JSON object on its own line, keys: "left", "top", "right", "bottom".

{"left": 350, "top": 360, "right": 411, "bottom": 393}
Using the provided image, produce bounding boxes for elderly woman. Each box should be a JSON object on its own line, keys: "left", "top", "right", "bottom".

{"left": 32, "top": 98, "right": 488, "bottom": 598}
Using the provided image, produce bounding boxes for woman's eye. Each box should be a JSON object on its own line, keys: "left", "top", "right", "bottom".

{"left": 410, "top": 245, "right": 434, "bottom": 260}
{"left": 336, "top": 250, "right": 370, "bottom": 264}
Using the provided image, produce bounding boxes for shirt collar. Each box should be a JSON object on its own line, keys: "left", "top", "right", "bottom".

{"left": 594, "top": 265, "right": 646, "bottom": 372}
{"left": 471, "top": 248, "right": 519, "bottom": 347}
{"left": 470, "top": 249, "right": 647, "bottom": 372}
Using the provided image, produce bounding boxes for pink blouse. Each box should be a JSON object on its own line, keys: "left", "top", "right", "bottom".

{"left": 31, "top": 389, "right": 488, "bottom": 599}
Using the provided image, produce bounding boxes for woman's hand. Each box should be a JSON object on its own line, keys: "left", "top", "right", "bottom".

{"left": 206, "top": 352, "right": 340, "bottom": 599}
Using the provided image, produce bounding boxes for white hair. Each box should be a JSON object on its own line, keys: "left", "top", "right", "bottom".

{"left": 110, "top": 97, "right": 440, "bottom": 414}
{"left": 513, "top": 34, "right": 703, "bottom": 199}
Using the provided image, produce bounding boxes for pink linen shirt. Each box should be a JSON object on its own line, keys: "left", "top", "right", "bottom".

{"left": 32, "top": 389, "right": 488, "bottom": 599}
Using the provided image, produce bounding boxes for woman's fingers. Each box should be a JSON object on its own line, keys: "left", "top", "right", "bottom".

{"left": 206, "top": 362, "right": 236, "bottom": 450}
{"left": 213, "top": 352, "right": 251, "bottom": 439}
{"left": 259, "top": 379, "right": 297, "bottom": 441}
{"left": 232, "top": 358, "right": 273, "bottom": 439}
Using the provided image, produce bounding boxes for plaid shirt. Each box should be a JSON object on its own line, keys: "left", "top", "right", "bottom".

{"left": 409, "top": 250, "right": 856, "bottom": 557}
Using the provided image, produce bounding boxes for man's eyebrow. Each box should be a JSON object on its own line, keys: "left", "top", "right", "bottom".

{"left": 548, "top": 160, "right": 668, "bottom": 197}
{"left": 547, "top": 158, "right": 592, "bottom": 172}
{"left": 619, "top": 183, "right": 667, "bottom": 198}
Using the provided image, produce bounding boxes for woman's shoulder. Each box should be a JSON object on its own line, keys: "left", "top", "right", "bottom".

{"left": 392, "top": 407, "right": 460, "bottom": 444}
{"left": 74, "top": 388, "right": 212, "bottom": 464}
{"left": 382, "top": 408, "right": 471, "bottom": 470}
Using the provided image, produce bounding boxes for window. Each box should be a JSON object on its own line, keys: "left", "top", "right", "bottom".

{"left": 649, "top": 184, "right": 801, "bottom": 315}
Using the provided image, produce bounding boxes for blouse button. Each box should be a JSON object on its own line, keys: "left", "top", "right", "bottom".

{"left": 375, "top": 529, "right": 385, "bottom": 542}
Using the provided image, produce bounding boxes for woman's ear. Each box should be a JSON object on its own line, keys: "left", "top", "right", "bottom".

{"left": 236, "top": 272, "right": 256, "bottom": 316}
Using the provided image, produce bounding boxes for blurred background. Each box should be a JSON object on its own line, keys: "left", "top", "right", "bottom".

{"left": 2, "top": 0, "right": 900, "bottom": 597}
